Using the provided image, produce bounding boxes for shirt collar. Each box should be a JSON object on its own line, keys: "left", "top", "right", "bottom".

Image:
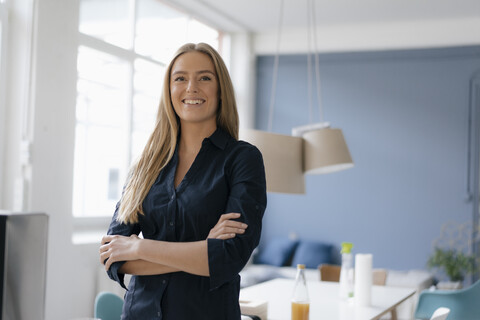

{"left": 206, "top": 127, "right": 230, "bottom": 150}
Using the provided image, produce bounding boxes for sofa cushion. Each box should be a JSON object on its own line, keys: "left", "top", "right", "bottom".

{"left": 254, "top": 237, "right": 298, "bottom": 267}
{"left": 291, "top": 241, "right": 333, "bottom": 269}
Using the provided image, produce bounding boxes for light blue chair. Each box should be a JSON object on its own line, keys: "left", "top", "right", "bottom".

{"left": 94, "top": 291, "right": 124, "bottom": 320}
{"left": 414, "top": 280, "right": 480, "bottom": 320}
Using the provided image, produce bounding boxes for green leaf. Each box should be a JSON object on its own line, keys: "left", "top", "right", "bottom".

{"left": 427, "top": 247, "right": 477, "bottom": 282}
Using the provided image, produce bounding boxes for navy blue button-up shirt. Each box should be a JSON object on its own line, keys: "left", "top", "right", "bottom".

{"left": 106, "top": 128, "right": 267, "bottom": 320}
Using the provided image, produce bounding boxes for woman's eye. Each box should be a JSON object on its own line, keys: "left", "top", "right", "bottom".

{"left": 174, "top": 76, "right": 185, "bottom": 82}
{"left": 200, "top": 76, "right": 211, "bottom": 81}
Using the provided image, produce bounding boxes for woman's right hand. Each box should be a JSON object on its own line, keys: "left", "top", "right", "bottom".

{"left": 208, "top": 213, "right": 248, "bottom": 240}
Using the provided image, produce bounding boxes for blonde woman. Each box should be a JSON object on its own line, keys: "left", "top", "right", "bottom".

{"left": 99, "top": 43, "right": 266, "bottom": 319}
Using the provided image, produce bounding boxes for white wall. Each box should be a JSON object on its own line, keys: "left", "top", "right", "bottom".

{"left": 229, "top": 32, "right": 256, "bottom": 130}
{"left": 2, "top": 0, "right": 34, "bottom": 211}
{"left": 0, "top": 1, "right": 7, "bottom": 207}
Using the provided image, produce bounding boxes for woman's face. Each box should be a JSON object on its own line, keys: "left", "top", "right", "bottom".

{"left": 170, "top": 51, "right": 219, "bottom": 129}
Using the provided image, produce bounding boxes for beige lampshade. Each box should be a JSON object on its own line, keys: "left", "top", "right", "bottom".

{"left": 303, "top": 128, "right": 354, "bottom": 174}
{"left": 240, "top": 129, "right": 305, "bottom": 194}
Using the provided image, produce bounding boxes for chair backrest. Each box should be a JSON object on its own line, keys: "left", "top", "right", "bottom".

{"left": 319, "top": 264, "right": 341, "bottom": 282}
{"left": 319, "top": 264, "right": 387, "bottom": 286}
{"left": 372, "top": 269, "right": 387, "bottom": 286}
{"left": 430, "top": 307, "right": 450, "bottom": 320}
{"left": 94, "top": 291, "right": 124, "bottom": 320}
{"left": 415, "top": 280, "right": 480, "bottom": 320}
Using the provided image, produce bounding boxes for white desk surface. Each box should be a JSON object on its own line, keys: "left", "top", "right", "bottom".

{"left": 240, "top": 278, "right": 415, "bottom": 320}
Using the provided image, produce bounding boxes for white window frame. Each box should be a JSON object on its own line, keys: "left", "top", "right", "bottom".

{"left": 77, "top": 32, "right": 168, "bottom": 165}
{"left": 0, "top": 0, "right": 9, "bottom": 208}
{"left": 73, "top": 34, "right": 168, "bottom": 239}
{"left": 72, "top": 0, "right": 224, "bottom": 242}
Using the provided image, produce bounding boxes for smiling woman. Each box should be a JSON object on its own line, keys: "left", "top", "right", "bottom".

{"left": 100, "top": 43, "right": 267, "bottom": 320}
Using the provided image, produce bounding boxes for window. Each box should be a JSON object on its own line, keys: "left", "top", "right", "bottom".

{"left": 73, "top": 0, "right": 221, "bottom": 217}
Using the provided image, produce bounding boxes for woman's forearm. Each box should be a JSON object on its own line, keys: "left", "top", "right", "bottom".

{"left": 137, "top": 239, "right": 209, "bottom": 276}
{"left": 119, "top": 260, "right": 180, "bottom": 275}
{"left": 101, "top": 213, "right": 246, "bottom": 275}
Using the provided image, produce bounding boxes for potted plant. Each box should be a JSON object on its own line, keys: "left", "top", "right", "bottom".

{"left": 427, "top": 247, "right": 476, "bottom": 288}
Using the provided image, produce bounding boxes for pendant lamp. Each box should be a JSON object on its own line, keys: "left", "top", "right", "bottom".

{"left": 292, "top": 0, "right": 354, "bottom": 175}
{"left": 242, "top": 0, "right": 353, "bottom": 194}
{"left": 292, "top": 123, "right": 353, "bottom": 174}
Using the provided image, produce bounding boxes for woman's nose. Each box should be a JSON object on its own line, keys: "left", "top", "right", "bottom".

{"left": 186, "top": 80, "right": 198, "bottom": 93}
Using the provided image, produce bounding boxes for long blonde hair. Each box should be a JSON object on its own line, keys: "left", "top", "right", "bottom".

{"left": 117, "top": 43, "right": 239, "bottom": 224}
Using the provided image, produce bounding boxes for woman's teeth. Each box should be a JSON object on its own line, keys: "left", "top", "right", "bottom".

{"left": 184, "top": 99, "right": 203, "bottom": 105}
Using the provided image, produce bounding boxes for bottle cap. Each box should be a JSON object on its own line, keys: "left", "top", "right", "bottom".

{"left": 341, "top": 242, "right": 353, "bottom": 254}
{"left": 297, "top": 264, "right": 306, "bottom": 269}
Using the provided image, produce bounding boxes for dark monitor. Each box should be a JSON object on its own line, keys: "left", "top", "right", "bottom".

{"left": 0, "top": 212, "right": 48, "bottom": 320}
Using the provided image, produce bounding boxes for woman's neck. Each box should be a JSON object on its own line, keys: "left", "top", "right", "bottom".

{"left": 178, "top": 122, "right": 217, "bottom": 155}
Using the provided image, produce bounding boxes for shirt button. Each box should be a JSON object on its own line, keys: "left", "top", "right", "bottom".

{"left": 162, "top": 279, "right": 166, "bottom": 284}
{"left": 171, "top": 194, "right": 175, "bottom": 200}
{"left": 169, "top": 221, "right": 174, "bottom": 226}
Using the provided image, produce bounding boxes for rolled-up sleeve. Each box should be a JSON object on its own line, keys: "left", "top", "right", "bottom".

{"left": 106, "top": 202, "right": 141, "bottom": 289}
{"left": 207, "top": 144, "right": 267, "bottom": 290}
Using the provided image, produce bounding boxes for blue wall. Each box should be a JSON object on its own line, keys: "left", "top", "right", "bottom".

{"left": 254, "top": 46, "right": 480, "bottom": 271}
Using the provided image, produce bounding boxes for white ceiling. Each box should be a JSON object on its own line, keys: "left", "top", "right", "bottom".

{"left": 167, "top": 0, "right": 480, "bottom": 33}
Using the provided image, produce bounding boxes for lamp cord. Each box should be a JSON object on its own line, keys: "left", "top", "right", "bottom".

{"left": 267, "top": 0, "right": 284, "bottom": 132}
{"left": 307, "top": 0, "right": 324, "bottom": 124}
{"left": 306, "top": 0, "right": 313, "bottom": 124}
{"left": 269, "top": 0, "right": 324, "bottom": 131}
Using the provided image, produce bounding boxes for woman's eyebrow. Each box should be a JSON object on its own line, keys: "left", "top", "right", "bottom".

{"left": 171, "top": 70, "right": 216, "bottom": 76}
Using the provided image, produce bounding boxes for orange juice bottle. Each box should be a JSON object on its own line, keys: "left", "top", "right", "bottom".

{"left": 291, "top": 264, "right": 309, "bottom": 320}
{"left": 292, "top": 301, "right": 310, "bottom": 320}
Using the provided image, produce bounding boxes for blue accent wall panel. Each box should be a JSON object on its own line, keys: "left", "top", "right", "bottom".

{"left": 254, "top": 47, "right": 480, "bottom": 270}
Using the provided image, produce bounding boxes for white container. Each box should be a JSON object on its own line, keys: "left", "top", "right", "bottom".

{"left": 354, "top": 253, "right": 373, "bottom": 307}
{"left": 339, "top": 242, "right": 354, "bottom": 300}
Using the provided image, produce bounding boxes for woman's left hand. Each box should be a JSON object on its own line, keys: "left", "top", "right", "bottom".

{"left": 207, "top": 213, "right": 248, "bottom": 240}
{"left": 100, "top": 234, "right": 141, "bottom": 271}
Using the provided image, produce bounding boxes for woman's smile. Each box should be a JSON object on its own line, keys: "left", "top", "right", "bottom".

{"left": 183, "top": 99, "right": 205, "bottom": 105}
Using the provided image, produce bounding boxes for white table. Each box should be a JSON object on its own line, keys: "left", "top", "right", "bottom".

{"left": 240, "top": 278, "right": 415, "bottom": 320}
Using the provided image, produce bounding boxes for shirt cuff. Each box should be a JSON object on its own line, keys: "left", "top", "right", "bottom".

{"left": 208, "top": 238, "right": 227, "bottom": 290}
{"left": 208, "top": 238, "right": 247, "bottom": 291}
{"left": 107, "top": 261, "right": 128, "bottom": 290}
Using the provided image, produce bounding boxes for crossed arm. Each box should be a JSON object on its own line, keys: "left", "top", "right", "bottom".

{"left": 99, "top": 213, "right": 247, "bottom": 277}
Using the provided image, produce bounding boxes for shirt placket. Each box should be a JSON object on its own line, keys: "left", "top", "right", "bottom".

{"left": 166, "top": 191, "right": 177, "bottom": 241}
{"left": 153, "top": 191, "right": 176, "bottom": 319}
